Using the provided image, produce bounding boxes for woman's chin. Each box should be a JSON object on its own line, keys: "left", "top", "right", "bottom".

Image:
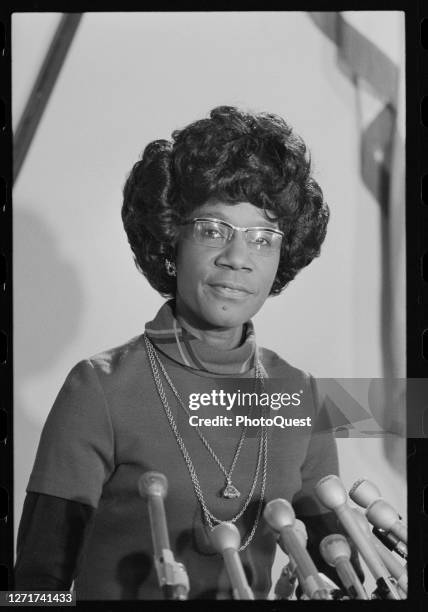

{"left": 202, "top": 300, "right": 253, "bottom": 329}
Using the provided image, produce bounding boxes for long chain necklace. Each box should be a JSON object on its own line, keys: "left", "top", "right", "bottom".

{"left": 144, "top": 333, "right": 269, "bottom": 551}
{"left": 146, "top": 334, "right": 261, "bottom": 499}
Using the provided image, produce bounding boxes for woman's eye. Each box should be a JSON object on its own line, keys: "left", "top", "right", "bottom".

{"left": 251, "top": 233, "right": 272, "bottom": 246}
{"left": 203, "top": 227, "right": 222, "bottom": 238}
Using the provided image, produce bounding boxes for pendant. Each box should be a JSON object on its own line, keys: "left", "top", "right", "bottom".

{"left": 222, "top": 481, "right": 241, "bottom": 499}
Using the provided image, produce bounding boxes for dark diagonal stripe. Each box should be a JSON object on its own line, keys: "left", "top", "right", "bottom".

{"left": 361, "top": 105, "right": 395, "bottom": 212}
{"left": 309, "top": 12, "right": 399, "bottom": 107}
{"left": 14, "top": 14, "right": 83, "bottom": 182}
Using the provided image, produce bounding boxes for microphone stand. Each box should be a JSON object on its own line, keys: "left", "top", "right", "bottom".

{"left": 139, "top": 471, "right": 190, "bottom": 600}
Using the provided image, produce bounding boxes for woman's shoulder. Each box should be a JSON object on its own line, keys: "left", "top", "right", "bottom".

{"left": 258, "top": 345, "right": 311, "bottom": 383}
{"left": 66, "top": 334, "right": 149, "bottom": 389}
{"left": 87, "top": 334, "right": 146, "bottom": 369}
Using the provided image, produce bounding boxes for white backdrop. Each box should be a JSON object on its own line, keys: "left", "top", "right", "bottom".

{"left": 12, "top": 11, "right": 406, "bottom": 595}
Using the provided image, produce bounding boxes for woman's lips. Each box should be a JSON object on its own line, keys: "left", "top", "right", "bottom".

{"left": 208, "top": 282, "right": 253, "bottom": 299}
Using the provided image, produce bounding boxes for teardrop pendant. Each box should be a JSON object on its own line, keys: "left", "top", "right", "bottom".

{"left": 222, "top": 481, "right": 241, "bottom": 499}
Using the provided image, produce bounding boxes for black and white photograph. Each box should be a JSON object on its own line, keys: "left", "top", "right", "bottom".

{"left": 11, "top": 11, "right": 407, "bottom": 601}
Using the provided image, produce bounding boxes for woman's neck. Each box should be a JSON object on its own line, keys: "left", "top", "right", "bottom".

{"left": 175, "top": 302, "right": 244, "bottom": 351}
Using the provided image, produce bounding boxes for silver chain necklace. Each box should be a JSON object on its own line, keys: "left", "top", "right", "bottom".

{"left": 144, "top": 333, "right": 269, "bottom": 551}
{"left": 147, "top": 334, "right": 261, "bottom": 499}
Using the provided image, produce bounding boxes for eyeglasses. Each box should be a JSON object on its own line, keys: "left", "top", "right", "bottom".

{"left": 183, "top": 217, "right": 284, "bottom": 256}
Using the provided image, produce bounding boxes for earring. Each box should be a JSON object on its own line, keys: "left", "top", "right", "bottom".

{"left": 165, "top": 259, "right": 176, "bottom": 277}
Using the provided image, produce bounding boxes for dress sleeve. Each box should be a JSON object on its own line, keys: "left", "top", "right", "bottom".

{"left": 27, "top": 359, "right": 115, "bottom": 508}
{"left": 14, "top": 493, "right": 95, "bottom": 590}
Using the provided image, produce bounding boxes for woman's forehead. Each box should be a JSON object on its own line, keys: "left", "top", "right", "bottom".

{"left": 191, "top": 199, "right": 278, "bottom": 228}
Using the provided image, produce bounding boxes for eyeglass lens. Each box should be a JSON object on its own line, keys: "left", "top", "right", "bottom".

{"left": 191, "top": 219, "right": 282, "bottom": 254}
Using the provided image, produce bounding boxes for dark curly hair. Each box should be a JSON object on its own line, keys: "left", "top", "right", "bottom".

{"left": 122, "top": 106, "right": 329, "bottom": 296}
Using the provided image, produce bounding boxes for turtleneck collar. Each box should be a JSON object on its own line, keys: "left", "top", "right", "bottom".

{"left": 144, "top": 300, "right": 258, "bottom": 375}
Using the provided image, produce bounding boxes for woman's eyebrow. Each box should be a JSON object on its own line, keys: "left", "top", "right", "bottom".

{"left": 196, "top": 211, "right": 278, "bottom": 228}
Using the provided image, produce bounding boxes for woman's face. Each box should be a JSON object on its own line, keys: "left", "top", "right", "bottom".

{"left": 175, "top": 199, "right": 281, "bottom": 332}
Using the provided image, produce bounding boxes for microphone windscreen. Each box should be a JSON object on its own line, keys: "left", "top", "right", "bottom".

{"left": 264, "top": 499, "right": 295, "bottom": 531}
{"left": 349, "top": 479, "right": 381, "bottom": 508}
{"left": 209, "top": 522, "right": 241, "bottom": 553}
{"left": 314, "top": 475, "right": 347, "bottom": 509}
{"left": 319, "top": 534, "right": 351, "bottom": 566}
{"left": 138, "top": 471, "right": 168, "bottom": 499}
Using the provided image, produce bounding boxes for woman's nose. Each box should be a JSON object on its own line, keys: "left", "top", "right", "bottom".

{"left": 215, "top": 230, "right": 252, "bottom": 270}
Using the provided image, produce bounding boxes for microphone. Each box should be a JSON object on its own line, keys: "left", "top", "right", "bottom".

{"left": 366, "top": 499, "right": 407, "bottom": 545}
{"left": 274, "top": 519, "right": 309, "bottom": 599}
{"left": 209, "top": 522, "right": 255, "bottom": 600}
{"left": 350, "top": 478, "right": 404, "bottom": 520}
{"left": 349, "top": 478, "right": 381, "bottom": 508}
{"left": 287, "top": 519, "right": 308, "bottom": 578}
{"left": 138, "top": 471, "right": 189, "bottom": 600}
{"left": 314, "top": 475, "right": 400, "bottom": 600}
{"left": 349, "top": 479, "right": 407, "bottom": 558}
{"left": 264, "top": 499, "right": 331, "bottom": 599}
{"left": 352, "top": 508, "right": 407, "bottom": 597}
{"left": 372, "top": 527, "right": 407, "bottom": 560}
{"left": 319, "top": 534, "right": 368, "bottom": 599}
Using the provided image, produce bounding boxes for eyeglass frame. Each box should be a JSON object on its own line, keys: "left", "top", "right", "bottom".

{"left": 182, "top": 216, "right": 284, "bottom": 253}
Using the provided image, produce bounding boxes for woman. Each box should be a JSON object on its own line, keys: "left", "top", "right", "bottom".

{"left": 15, "top": 106, "right": 360, "bottom": 599}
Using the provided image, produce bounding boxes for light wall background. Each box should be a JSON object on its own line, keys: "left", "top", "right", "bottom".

{"left": 12, "top": 11, "right": 406, "bottom": 594}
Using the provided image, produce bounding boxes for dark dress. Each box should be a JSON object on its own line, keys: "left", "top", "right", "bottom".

{"left": 15, "top": 301, "right": 352, "bottom": 599}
